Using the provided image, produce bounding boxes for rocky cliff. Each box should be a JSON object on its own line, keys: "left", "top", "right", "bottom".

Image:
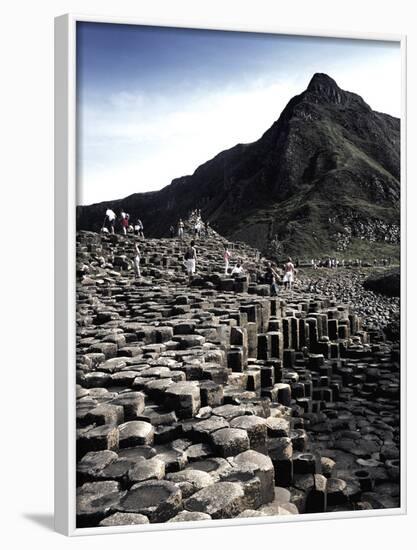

{"left": 77, "top": 73, "right": 400, "bottom": 259}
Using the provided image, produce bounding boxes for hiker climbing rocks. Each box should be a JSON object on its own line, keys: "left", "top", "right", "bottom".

{"left": 264, "top": 261, "right": 280, "bottom": 296}
{"left": 194, "top": 219, "right": 202, "bottom": 239}
{"left": 133, "top": 242, "right": 141, "bottom": 278}
{"left": 283, "top": 257, "right": 296, "bottom": 290}
{"left": 223, "top": 243, "right": 231, "bottom": 275}
{"left": 183, "top": 239, "right": 197, "bottom": 282}
{"left": 178, "top": 219, "right": 184, "bottom": 240}
{"left": 104, "top": 208, "right": 116, "bottom": 234}
{"left": 134, "top": 218, "right": 144, "bottom": 238}
{"left": 120, "top": 210, "right": 129, "bottom": 235}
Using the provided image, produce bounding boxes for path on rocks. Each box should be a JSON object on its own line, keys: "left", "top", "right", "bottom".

{"left": 75, "top": 227, "right": 400, "bottom": 527}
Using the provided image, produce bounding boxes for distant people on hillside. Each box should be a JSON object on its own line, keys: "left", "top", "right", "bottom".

{"left": 183, "top": 239, "right": 197, "bottom": 282}
{"left": 104, "top": 208, "right": 116, "bottom": 234}
{"left": 133, "top": 242, "right": 141, "bottom": 279}
{"left": 282, "top": 257, "right": 296, "bottom": 290}
{"left": 169, "top": 225, "right": 175, "bottom": 238}
{"left": 264, "top": 262, "right": 280, "bottom": 296}
{"left": 178, "top": 219, "right": 184, "bottom": 240}
{"left": 194, "top": 219, "right": 202, "bottom": 239}
{"left": 223, "top": 243, "right": 231, "bottom": 275}
{"left": 134, "top": 218, "right": 144, "bottom": 238}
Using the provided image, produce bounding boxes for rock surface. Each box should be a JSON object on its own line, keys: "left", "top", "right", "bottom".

{"left": 75, "top": 224, "right": 400, "bottom": 528}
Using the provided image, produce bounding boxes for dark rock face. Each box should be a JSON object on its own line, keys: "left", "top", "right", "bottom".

{"left": 77, "top": 73, "right": 400, "bottom": 259}
{"left": 363, "top": 268, "right": 400, "bottom": 297}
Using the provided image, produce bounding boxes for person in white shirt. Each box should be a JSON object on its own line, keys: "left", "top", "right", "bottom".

{"left": 104, "top": 208, "right": 116, "bottom": 234}
{"left": 231, "top": 261, "right": 244, "bottom": 277}
{"left": 183, "top": 240, "right": 197, "bottom": 282}
{"left": 282, "top": 257, "right": 296, "bottom": 290}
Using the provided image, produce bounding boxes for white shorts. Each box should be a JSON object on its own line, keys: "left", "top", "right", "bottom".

{"left": 283, "top": 272, "right": 294, "bottom": 283}
{"left": 185, "top": 258, "right": 196, "bottom": 274}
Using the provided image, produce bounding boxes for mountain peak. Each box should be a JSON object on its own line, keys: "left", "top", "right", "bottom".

{"left": 308, "top": 73, "right": 339, "bottom": 90}
{"left": 306, "top": 73, "right": 346, "bottom": 104}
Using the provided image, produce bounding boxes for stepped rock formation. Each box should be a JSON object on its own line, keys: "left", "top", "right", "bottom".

{"left": 77, "top": 73, "right": 400, "bottom": 259}
{"left": 76, "top": 226, "right": 400, "bottom": 527}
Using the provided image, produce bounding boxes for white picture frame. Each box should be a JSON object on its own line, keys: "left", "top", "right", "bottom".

{"left": 54, "top": 13, "right": 407, "bottom": 536}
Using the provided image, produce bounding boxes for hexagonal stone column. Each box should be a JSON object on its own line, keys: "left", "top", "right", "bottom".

{"left": 184, "top": 481, "right": 245, "bottom": 519}
{"left": 118, "top": 421, "right": 154, "bottom": 448}
{"left": 233, "top": 450, "right": 275, "bottom": 504}
{"left": 166, "top": 469, "right": 214, "bottom": 498}
{"left": 110, "top": 392, "right": 145, "bottom": 420}
{"left": 118, "top": 479, "right": 182, "bottom": 522}
{"left": 210, "top": 427, "right": 250, "bottom": 457}
{"left": 230, "top": 416, "right": 267, "bottom": 454}
{"left": 77, "top": 425, "right": 119, "bottom": 459}
{"left": 77, "top": 481, "right": 126, "bottom": 527}
{"left": 164, "top": 381, "right": 201, "bottom": 418}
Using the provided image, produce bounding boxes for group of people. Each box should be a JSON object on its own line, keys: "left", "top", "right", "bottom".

{"left": 223, "top": 244, "right": 296, "bottom": 292}
{"left": 103, "top": 206, "right": 217, "bottom": 243}
{"left": 311, "top": 257, "right": 393, "bottom": 269}
{"left": 311, "top": 257, "right": 341, "bottom": 269}
{"left": 260, "top": 259, "right": 296, "bottom": 294}
{"left": 169, "top": 213, "right": 211, "bottom": 240}
{"left": 103, "top": 208, "right": 144, "bottom": 238}
{"left": 102, "top": 208, "right": 297, "bottom": 290}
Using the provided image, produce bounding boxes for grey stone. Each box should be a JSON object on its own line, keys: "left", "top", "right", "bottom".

{"left": 99, "top": 512, "right": 149, "bottom": 526}
{"left": 211, "top": 428, "right": 250, "bottom": 457}
{"left": 118, "top": 421, "right": 154, "bottom": 448}
{"left": 118, "top": 480, "right": 182, "bottom": 522}
{"left": 184, "top": 481, "right": 245, "bottom": 519}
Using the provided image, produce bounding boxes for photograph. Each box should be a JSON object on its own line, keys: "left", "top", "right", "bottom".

{"left": 74, "top": 21, "right": 402, "bottom": 529}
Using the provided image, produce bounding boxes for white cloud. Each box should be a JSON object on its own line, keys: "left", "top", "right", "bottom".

{"left": 78, "top": 51, "right": 401, "bottom": 205}
{"left": 78, "top": 78, "right": 301, "bottom": 204}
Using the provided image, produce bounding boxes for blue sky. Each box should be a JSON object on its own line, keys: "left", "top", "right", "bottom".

{"left": 76, "top": 22, "right": 401, "bottom": 205}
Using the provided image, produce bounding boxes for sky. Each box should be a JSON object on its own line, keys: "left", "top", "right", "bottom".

{"left": 76, "top": 22, "right": 401, "bottom": 205}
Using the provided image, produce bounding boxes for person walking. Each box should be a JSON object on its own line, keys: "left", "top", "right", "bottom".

{"left": 134, "top": 218, "right": 144, "bottom": 238}
{"left": 133, "top": 242, "right": 141, "bottom": 279}
{"left": 183, "top": 240, "right": 197, "bottom": 283}
{"left": 104, "top": 208, "right": 116, "bottom": 234}
{"left": 264, "top": 262, "right": 280, "bottom": 296}
{"left": 178, "top": 219, "right": 184, "bottom": 240}
{"left": 282, "top": 257, "right": 296, "bottom": 291}
{"left": 121, "top": 212, "right": 130, "bottom": 235}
